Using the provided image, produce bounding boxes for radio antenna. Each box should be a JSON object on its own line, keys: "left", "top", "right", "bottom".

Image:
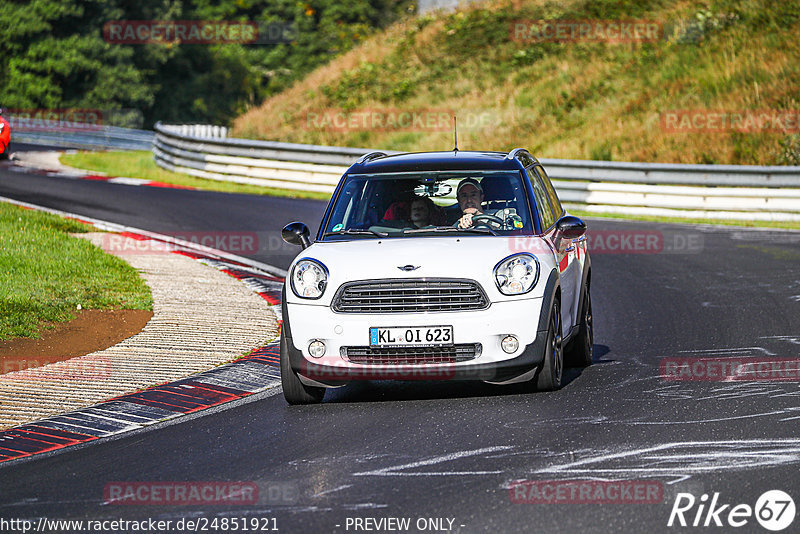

{"left": 453, "top": 116, "right": 458, "bottom": 153}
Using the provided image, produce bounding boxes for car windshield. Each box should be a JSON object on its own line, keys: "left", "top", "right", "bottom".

{"left": 321, "top": 171, "right": 533, "bottom": 240}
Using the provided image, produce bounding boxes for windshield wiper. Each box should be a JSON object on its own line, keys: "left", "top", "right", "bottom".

{"left": 323, "top": 228, "right": 389, "bottom": 238}
{"left": 403, "top": 226, "right": 497, "bottom": 236}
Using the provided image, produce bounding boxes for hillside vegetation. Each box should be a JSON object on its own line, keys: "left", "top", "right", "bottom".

{"left": 1, "top": 0, "right": 411, "bottom": 127}
{"left": 233, "top": 0, "right": 800, "bottom": 165}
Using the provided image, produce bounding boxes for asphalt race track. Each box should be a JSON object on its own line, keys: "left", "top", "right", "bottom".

{"left": 1, "top": 166, "right": 799, "bottom": 533}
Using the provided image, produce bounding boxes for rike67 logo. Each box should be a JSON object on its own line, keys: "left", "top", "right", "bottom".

{"left": 668, "top": 490, "right": 795, "bottom": 531}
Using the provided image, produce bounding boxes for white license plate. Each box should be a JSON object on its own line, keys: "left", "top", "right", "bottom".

{"left": 369, "top": 326, "right": 453, "bottom": 346}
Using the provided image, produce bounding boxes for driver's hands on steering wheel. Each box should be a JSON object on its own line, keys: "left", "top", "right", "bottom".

{"left": 456, "top": 208, "right": 480, "bottom": 229}
{"left": 458, "top": 210, "right": 506, "bottom": 229}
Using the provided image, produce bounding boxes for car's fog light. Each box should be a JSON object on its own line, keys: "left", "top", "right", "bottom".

{"left": 501, "top": 335, "right": 519, "bottom": 354}
{"left": 308, "top": 340, "right": 326, "bottom": 358}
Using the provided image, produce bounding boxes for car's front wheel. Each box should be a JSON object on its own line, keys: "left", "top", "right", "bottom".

{"left": 536, "top": 299, "right": 563, "bottom": 391}
{"left": 280, "top": 330, "right": 325, "bottom": 405}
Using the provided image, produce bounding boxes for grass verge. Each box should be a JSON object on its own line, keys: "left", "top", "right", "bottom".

{"left": 0, "top": 203, "right": 153, "bottom": 341}
{"left": 60, "top": 151, "right": 332, "bottom": 201}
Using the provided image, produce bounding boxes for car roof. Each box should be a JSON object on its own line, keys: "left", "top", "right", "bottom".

{"left": 347, "top": 151, "right": 530, "bottom": 174}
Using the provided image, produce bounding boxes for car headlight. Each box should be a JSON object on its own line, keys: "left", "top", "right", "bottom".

{"left": 494, "top": 253, "right": 540, "bottom": 295}
{"left": 291, "top": 258, "right": 328, "bottom": 299}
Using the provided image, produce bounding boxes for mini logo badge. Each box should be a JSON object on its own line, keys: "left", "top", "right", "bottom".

{"left": 398, "top": 265, "right": 420, "bottom": 271}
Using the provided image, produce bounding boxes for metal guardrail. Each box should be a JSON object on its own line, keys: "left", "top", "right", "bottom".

{"left": 13, "top": 125, "right": 155, "bottom": 151}
{"left": 156, "top": 123, "right": 374, "bottom": 165}
{"left": 154, "top": 122, "right": 800, "bottom": 221}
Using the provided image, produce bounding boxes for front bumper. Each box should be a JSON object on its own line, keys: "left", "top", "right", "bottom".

{"left": 283, "top": 298, "right": 548, "bottom": 386}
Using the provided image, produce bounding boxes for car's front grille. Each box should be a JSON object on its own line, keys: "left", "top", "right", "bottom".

{"left": 343, "top": 344, "right": 481, "bottom": 365}
{"left": 332, "top": 279, "right": 489, "bottom": 313}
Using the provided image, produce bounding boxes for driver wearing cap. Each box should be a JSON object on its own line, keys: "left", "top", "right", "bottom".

{"left": 455, "top": 177, "right": 523, "bottom": 230}
{"left": 455, "top": 177, "right": 486, "bottom": 229}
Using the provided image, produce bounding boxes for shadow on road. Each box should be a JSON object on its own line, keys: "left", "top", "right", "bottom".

{"left": 318, "top": 343, "right": 611, "bottom": 404}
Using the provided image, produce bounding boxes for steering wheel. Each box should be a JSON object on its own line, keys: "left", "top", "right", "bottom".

{"left": 471, "top": 213, "right": 505, "bottom": 228}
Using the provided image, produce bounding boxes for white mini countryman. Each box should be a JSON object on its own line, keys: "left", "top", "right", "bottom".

{"left": 279, "top": 149, "right": 592, "bottom": 404}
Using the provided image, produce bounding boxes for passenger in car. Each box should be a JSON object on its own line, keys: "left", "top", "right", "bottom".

{"left": 409, "top": 196, "right": 437, "bottom": 228}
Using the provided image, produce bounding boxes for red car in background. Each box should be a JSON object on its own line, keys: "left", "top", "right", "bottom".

{"left": 0, "top": 108, "right": 10, "bottom": 159}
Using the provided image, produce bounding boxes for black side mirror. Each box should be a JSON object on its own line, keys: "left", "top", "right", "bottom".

{"left": 282, "top": 222, "right": 311, "bottom": 249}
{"left": 556, "top": 215, "right": 586, "bottom": 240}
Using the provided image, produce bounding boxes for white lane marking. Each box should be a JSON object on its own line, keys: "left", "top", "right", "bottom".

{"left": 762, "top": 335, "right": 800, "bottom": 345}
{"left": 678, "top": 346, "right": 777, "bottom": 356}
{"left": 312, "top": 485, "right": 352, "bottom": 497}
{"left": 536, "top": 439, "right": 800, "bottom": 477}
{"left": 107, "top": 177, "right": 150, "bottom": 185}
{"left": 342, "top": 503, "right": 389, "bottom": 510}
{"left": 665, "top": 474, "right": 692, "bottom": 485}
{"left": 504, "top": 408, "right": 800, "bottom": 428}
{"left": 353, "top": 446, "right": 513, "bottom": 477}
{"left": 617, "top": 410, "right": 790, "bottom": 425}
{"left": 641, "top": 382, "right": 798, "bottom": 402}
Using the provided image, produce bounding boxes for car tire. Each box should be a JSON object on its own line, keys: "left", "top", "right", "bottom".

{"left": 536, "top": 299, "right": 563, "bottom": 391}
{"left": 565, "top": 285, "right": 593, "bottom": 368}
{"left": 280, "top": 330, "right": 325, "bottom": 405}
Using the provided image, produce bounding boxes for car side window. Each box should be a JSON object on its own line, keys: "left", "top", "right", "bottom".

{"left": 535, "top": 165, "right": 563, "bottom": 219}
{"left": 526, "top": 168, "right": 555, "bottom": 231}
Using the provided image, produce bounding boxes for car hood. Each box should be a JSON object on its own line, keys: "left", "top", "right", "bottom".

{"left": 286, "top": 235, "right": 556, "bottom": 305}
